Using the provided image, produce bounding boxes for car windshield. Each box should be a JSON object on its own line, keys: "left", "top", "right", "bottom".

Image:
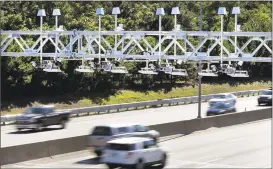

{"left": 92, "top": 126, "right": 112, "bottom": 136}
{"left": 213, "top": 95, "right": 227, "bottom": 99}
{"left": 107, "top": 143, "right": 135, "bottom": 151}
{"left": 24, "top": 107, "right": 48, "bottom": 114}
{"left": 262, "top": 91, "right": 272, "bottom": 95}
{"left": 210, "top": 103, "right": 228, "bottom": 109}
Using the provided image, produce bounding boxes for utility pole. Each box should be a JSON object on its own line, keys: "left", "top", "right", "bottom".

{"left": 197, "top": 0, "right": 203, "bottom": 118}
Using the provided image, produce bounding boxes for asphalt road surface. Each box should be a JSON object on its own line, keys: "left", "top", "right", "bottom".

{"left": 1, "top": 96, "right": 270, "bottom": 147}
{"left": 2, "top": 119, "right": 271, "bottom": 168}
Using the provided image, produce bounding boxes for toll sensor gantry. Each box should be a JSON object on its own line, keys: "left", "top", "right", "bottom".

{"left": 1, "top": 30, "right": 272, "bottom": 61}
{"left": 0, "top": 7, "right": 272, "bottom": 77}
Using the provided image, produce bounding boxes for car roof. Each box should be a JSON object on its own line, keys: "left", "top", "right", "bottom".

{"left": 262, "top": 90, "right": 272, "bottom": 93}
{"left": 107, "top": 137, "right": 153, "bottom": 144}
{"left": 95, "top": 123, "right": 140, "bottom": 128}
{"left": 263, "top": 90, "right": 272, "bottom": 92}
{"left": 215, "top": 93, "right": 231, "bottom": 96}
{"left": 31, "top": 105, "right": 55, "bottom": 108}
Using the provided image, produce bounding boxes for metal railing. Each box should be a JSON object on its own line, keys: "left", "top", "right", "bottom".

{"left": 0, "top": 89, "right": 264, "bottom": 125}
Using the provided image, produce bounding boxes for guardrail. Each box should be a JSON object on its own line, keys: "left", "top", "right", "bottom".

{"left": 1, "top": 89, "right": 264, "bottom": 125}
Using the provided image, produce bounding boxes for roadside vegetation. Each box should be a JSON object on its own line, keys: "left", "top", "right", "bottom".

{"left": 2, "top": 79, "right": 271, "bottom": 115}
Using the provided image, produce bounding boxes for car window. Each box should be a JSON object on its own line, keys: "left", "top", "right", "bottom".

{"left": 107, "top": 143, "right": 135, "bottom": 151}
{"left": 135, "top": 125, "right": 148, "bottom": 132}
{"left": 91, "top": 126, "right": 112, "bottom": 136}
{"left": 211, "top": 103, "right": 229, "bottom": 109}
{"left": 143, "top": 140, "right": 157, "bottom": 149}
{"left": 213, "top": 95, "right": 227, "bottom": 99}
{"left": 228, "top": 94, "right": 234, "bottom": 98}
{"left": 118, "top": 127, "right": 128, "bottom": 134}
{"left": 24, "top": 107, "right": 51, "bottom": 115}
{"left": 262, "top": 90, "right": 272, "bottom": 95}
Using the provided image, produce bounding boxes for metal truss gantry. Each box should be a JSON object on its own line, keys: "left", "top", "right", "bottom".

{"left": 1, "top": 30, "right": 272, "bottom": 63}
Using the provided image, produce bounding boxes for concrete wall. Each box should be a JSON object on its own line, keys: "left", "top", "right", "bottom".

{"left": 1, "top": 108, "right": 271, "bottom": 166}
{"left": 1, "top": 135, "right": 87, "bottom": 165}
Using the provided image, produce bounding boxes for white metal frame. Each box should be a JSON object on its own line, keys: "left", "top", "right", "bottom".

{"left": 0, "top": 30, "right": 272, "bottom": 63}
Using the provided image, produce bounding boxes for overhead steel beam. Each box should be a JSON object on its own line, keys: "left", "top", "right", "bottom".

{"left": 0, "top": 30, "right": 271, "bottom": 63}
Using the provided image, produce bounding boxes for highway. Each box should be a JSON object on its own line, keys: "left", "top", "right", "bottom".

{"left": 2, "top": 119, "right": 271, "bottom": 168}
{"left": 1, "top": 96, "right": 269, "bottom": 147}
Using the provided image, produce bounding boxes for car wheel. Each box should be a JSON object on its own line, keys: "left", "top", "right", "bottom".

{"left": 60, "top": 119, "right": 66, "bottom": 129}
{"left": 106, "top": 164, "right": 115, "bottom": 169}
{"left": 95, "top": 150, "right": 102, "bottom": 157}
{"left": 134, "top": 159, "right": 145, "bottom": 169}
{"left": 35, "top": 122, "right": 43, "bottom": 132}
{"left": 153, "top": 137, "right": 158, "bottom": 143}
{"left": 207, "top": 113, "right": 213, "bottom": 116}
{"left": 159, "top": 153, "right": 167, "bottom": 168}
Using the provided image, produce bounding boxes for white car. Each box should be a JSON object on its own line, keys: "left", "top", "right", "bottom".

{"left": 102, "top": 137, "right": 167, "bottom": 169}
{"left": 209, "top": 93, "right": 237, "bottom": 107}
{"left": 207, "top": 93, "right": 237, "bottom": 116}
{"left": 87, "top": 123, "right": 160, "bottom": 157}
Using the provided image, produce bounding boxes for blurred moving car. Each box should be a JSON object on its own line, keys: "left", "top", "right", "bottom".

{"left": 102, "top": 137, "right": 167, "bottom": 169}
{"left": 209, "top": 93, "right": 237, "bottom": 106}
{"left": 206, "top": 102, "right": 236, "bottom": 116}
{"left": 87, "top": 124, "right": 160, "bottom": 157}
{"left": 258, "top": 90, "right": 272, "bottom": 106}
{"left": 15, "top": 105, "right": 71, "bottom": 131}
{"left": 206, "top": 93, "right": 237, "bottom": 116}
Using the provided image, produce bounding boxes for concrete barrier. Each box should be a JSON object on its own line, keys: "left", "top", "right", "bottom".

{"left": 149, "top": 121, "right": 186, "bottom": 137}
{"left": 47, "top": 135, "right": 87, "bottom": 156}
{"left": 200, "top": 117, "right": 218, "bottom": 130}
{"left": 215, "top": 111, "right": 243, "bottom": 128}
{"left": 184, "top": 118, "right": 203, "bottom": 134}
{"left": 1, "top": 108, "right": 271, "bottom": 166}
{"left": 239, "top": 108, "right": 272, "bottom": 124}
{"left": 1, "top": 136, "right": 88, "bottom": 166}
{"left": 1, "top": 141, "right": 49, "bottom": 165}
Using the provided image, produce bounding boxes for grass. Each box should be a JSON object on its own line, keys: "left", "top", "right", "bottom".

{"left": 1, "top": 80, "right": 271, "bottom": 116}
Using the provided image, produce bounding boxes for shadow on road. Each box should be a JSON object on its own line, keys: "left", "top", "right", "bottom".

{"left": 8, "top": 127, "right": 62, "bottom": 134}
{"left": 75, "top": 157, "right": 164, "bottom": 169}
{"left": 75, "top": 157, "right": 103, "bottom": 165}
{"left": 257, "top": 104, "right": 272, "bottom": 107}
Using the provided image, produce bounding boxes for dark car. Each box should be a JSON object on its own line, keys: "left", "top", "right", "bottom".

{"left": 258, "top": 90, "right": 272, "bottom": 106}
{"left": 206, "top": 102, "right": 236, "bottom": 116}
{"left": 15, "top": 105, "right": 71, "bottom": 131}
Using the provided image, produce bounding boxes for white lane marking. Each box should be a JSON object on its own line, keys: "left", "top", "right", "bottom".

{"left": 159, "top": 134, "right": 184, "bottom": 142}
{"left": 202, "top": 158, "right": 223, "bottom": 163}
{"left": 227, "top": 137, "right": 244, "bottom": 142}
{"left": 200, "top": 163, "right": 216, "bottom": 168}
{"left": 12, "top": 164, "right": 40, "bottom": 168}
{"left": 171, "top": 159, "right": 246, "bottom": 168}
{"left": 20, "top": 161, "right": 44, "bottom": 166}
{"left": 167, "top": 161, "right": 193, "bottom": 167}
{"left": 2, "top": 164, "right": 27, "bottom": 168}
